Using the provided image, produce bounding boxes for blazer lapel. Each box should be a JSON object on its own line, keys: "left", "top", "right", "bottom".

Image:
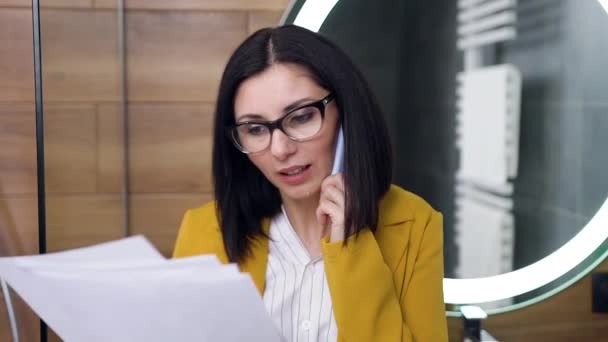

{"left": 374, "top": 185, "right": 415, "bottom": 272}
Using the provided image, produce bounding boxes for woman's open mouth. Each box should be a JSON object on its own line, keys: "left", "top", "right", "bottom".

{"left": 278, "top": 165, "right": 312, "bottom": 185}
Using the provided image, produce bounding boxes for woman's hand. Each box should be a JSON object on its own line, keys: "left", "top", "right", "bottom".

{"left": 316, "top": 173, "right": 346, "bottom": 243}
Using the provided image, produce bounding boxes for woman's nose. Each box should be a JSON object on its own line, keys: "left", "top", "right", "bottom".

{"left": 270, "top": 129, "right": 296, "bottom": 160}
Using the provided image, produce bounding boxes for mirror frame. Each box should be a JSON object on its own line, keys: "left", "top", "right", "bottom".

{"left": 282, "top": 0, "right": 608, "bottom": 315}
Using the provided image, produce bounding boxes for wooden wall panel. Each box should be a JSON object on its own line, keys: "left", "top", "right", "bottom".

{"left": 0, "top": 197, "right": 38, "bottom": 256}
{"left": 45, "top": 195, "right": 124, "bottom": 252}
{"left": 97, "top": 104, "right": 124, "bottom": 193}
{"left": 40, "top": 0, "right": 94, "bottom": 8}
{"left": 447, "top": 316, "right": 461, "bottom": 342}
{"left": 0, "top": 0, "right": 30, "bottom": 7}
{"left": 126, "top": 11, "right": 248, "bottom": 102}
{"left": 248, "top": 10, "right": 283, "bottom": 34}
{"left": 45, "top": 104, "right": 97, "bottom": 194}
{"left": 0, "top": 1, "right": 94, "bottom": 8}
{"left": 40, "top": 9, "right": 120, "bottom": 102}
{"left": 0, "top": 3, "right": 39, "bottom": 341}
{"left": 0, "top": 104, "right": 37, "bottom": 195}
{"left": 130, "top": 193, "right": 212, "bottom": 256}
{"left": 0, "top": 200, "right": 39, "bottom": 340}
{"left": 0, "top": 9, "right": 34, "bottom": 102}
{"left": 95, "top": 0, "right": 290, "bottom": 11}
{"left": 128, "top": 104, "right": 214, "bottom": 193}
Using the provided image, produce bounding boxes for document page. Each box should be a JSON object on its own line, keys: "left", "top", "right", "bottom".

{"left": 0, "top": 236, "right": 281, "bottom": 342}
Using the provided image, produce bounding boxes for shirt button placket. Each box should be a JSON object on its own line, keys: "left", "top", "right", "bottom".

{"left": 299, "top": 262, "right": 314, "bottom": 341}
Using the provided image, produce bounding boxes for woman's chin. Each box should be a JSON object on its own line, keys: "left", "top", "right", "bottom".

{"left": 279, "top": 185, "right": 320, "bottom": 202}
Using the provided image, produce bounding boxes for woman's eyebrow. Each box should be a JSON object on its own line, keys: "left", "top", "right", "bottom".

{"left": 236, "top": 97, "right": 318, "bottom": 122}
{"left": 283, "top": 97, "right": 316, "bottom": 112}
{"left": 236, "top": 113, "right": 266, "bottom": 122}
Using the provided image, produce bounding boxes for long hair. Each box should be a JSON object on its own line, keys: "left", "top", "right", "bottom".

{"left": 213, "top": 25, "right": 393, "bottom": 263}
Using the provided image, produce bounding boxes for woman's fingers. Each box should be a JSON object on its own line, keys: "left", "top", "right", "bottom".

{"left": 321, "top": 173, "right": 345, "bottom": 193}
{"left": 316, "top": 196, "right": 343, "bottom": 228}
{"left": 316, "top": 173, "right": 346, "bottom": 242}
{"left": 321, "top": 184, "right": 344, "bottom": 208}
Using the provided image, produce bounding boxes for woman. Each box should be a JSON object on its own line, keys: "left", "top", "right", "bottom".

{"left": 173, "top": 25, "right": 448, "bottom": 342}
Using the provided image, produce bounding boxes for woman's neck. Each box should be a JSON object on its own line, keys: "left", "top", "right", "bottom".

{"left": 280, "top": 193, "right": 328, "bottom": 258}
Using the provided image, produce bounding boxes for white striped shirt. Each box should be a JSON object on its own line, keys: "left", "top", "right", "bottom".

{"left": 263, "top": 207, "right": 338, "bottom": 342}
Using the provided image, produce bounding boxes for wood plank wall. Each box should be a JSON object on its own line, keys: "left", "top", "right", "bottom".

{"left": 34, "top": 1, "right": 282, "bottom": 257}
{"left": 0, "top": 2, "right": 40, "bottom": 341}
{"left": 121, "top": 2, "right": 285, "bottom": 253}
{"left": 1, "top": 0, "right": 607, "bottom": 341}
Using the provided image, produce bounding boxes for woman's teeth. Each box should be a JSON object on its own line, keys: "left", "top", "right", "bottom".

{"left": 285, "top": 166, "right": 308, "bottom": 175}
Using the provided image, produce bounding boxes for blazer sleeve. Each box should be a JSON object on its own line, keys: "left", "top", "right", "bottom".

{"left": 321, "top": 210, "right": 448, "bottom": 341}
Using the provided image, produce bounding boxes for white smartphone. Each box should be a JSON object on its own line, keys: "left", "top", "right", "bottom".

{"left": 331, "top": 125, "right": 344, "bottom": 175}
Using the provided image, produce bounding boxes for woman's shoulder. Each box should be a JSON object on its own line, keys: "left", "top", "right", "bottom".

{"left": 173, "top": 200, "right": 225, "bottom": 259}
{"left": 185, "top": 200, "right": 220, "bottom": 225}
{"left": 378, "top": 184, "right": 440, "bottom": 226}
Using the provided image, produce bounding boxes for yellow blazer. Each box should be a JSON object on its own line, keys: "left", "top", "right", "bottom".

{"left": 173, "top": 185, "right": 448, "bottom": 341}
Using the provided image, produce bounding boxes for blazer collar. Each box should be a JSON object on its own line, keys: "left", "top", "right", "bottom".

{"left": 238, "top": 185, "right": 413, "bottom": 295}
{"left": 377, "top": 184, "right": 415, "bottom": 226}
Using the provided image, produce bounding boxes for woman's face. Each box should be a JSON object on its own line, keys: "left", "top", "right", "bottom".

{"left": 234, "top": 63, "right": 339, "bottom": 202}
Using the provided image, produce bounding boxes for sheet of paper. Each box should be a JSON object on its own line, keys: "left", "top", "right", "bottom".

{"left": 0, "top": 237, "right": 282, "bottom": 342}
{"left": 14, "top": 235, "right": 163, "bottom": 266}
{"left": 18, "top": 254, "right": 220, "bottom": 274}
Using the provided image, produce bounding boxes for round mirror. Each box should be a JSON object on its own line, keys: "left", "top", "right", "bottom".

{"left": 283, "top": 0, "right": 608, "bottom": 314}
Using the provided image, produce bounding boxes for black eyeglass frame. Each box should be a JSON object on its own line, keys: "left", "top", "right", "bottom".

{"left": 226, "top": 93, "right": 335, "bottom": 154}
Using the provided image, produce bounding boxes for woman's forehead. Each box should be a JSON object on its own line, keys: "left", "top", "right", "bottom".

{"left": 234, "top": 63, "right": 327, "bottom": 120}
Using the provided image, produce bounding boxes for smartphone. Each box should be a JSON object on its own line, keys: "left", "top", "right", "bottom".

{"left": 331, "top": 125, "right": 344, "bottom": 175}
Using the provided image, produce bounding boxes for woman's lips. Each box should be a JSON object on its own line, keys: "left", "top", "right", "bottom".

{"left": 278, "top": 164, "right": 312, "bottom": 185}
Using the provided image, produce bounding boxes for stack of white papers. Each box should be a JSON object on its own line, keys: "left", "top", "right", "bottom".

{"left": 0, "top": 236, "right": 281, "bottom": 342}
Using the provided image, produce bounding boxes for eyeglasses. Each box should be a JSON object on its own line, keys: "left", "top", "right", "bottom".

{"left": 227, "top": 93, "right": 335, "bottom": 154}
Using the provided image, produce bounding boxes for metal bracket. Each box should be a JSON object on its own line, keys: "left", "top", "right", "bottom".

{"left": 461, "top": 305, "right": 498, "bottom": 342}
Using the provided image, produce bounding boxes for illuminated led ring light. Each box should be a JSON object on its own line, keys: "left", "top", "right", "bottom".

{"left": 291, "top": 0, "right": 608, "bottom": 306}
{"left": 601, "top": 0, "right": 608, "bottom": 15}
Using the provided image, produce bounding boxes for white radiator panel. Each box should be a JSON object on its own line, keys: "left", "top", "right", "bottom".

{"left": 456, "top": 64, "right": 522, "bottom": 192}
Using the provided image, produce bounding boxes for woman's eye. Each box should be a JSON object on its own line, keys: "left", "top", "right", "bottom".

{"left": 290, "top": 111, "right": 314, "bottom": 124}
{"left": 246, "top": 125, "right": 265, "bottom": 135}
